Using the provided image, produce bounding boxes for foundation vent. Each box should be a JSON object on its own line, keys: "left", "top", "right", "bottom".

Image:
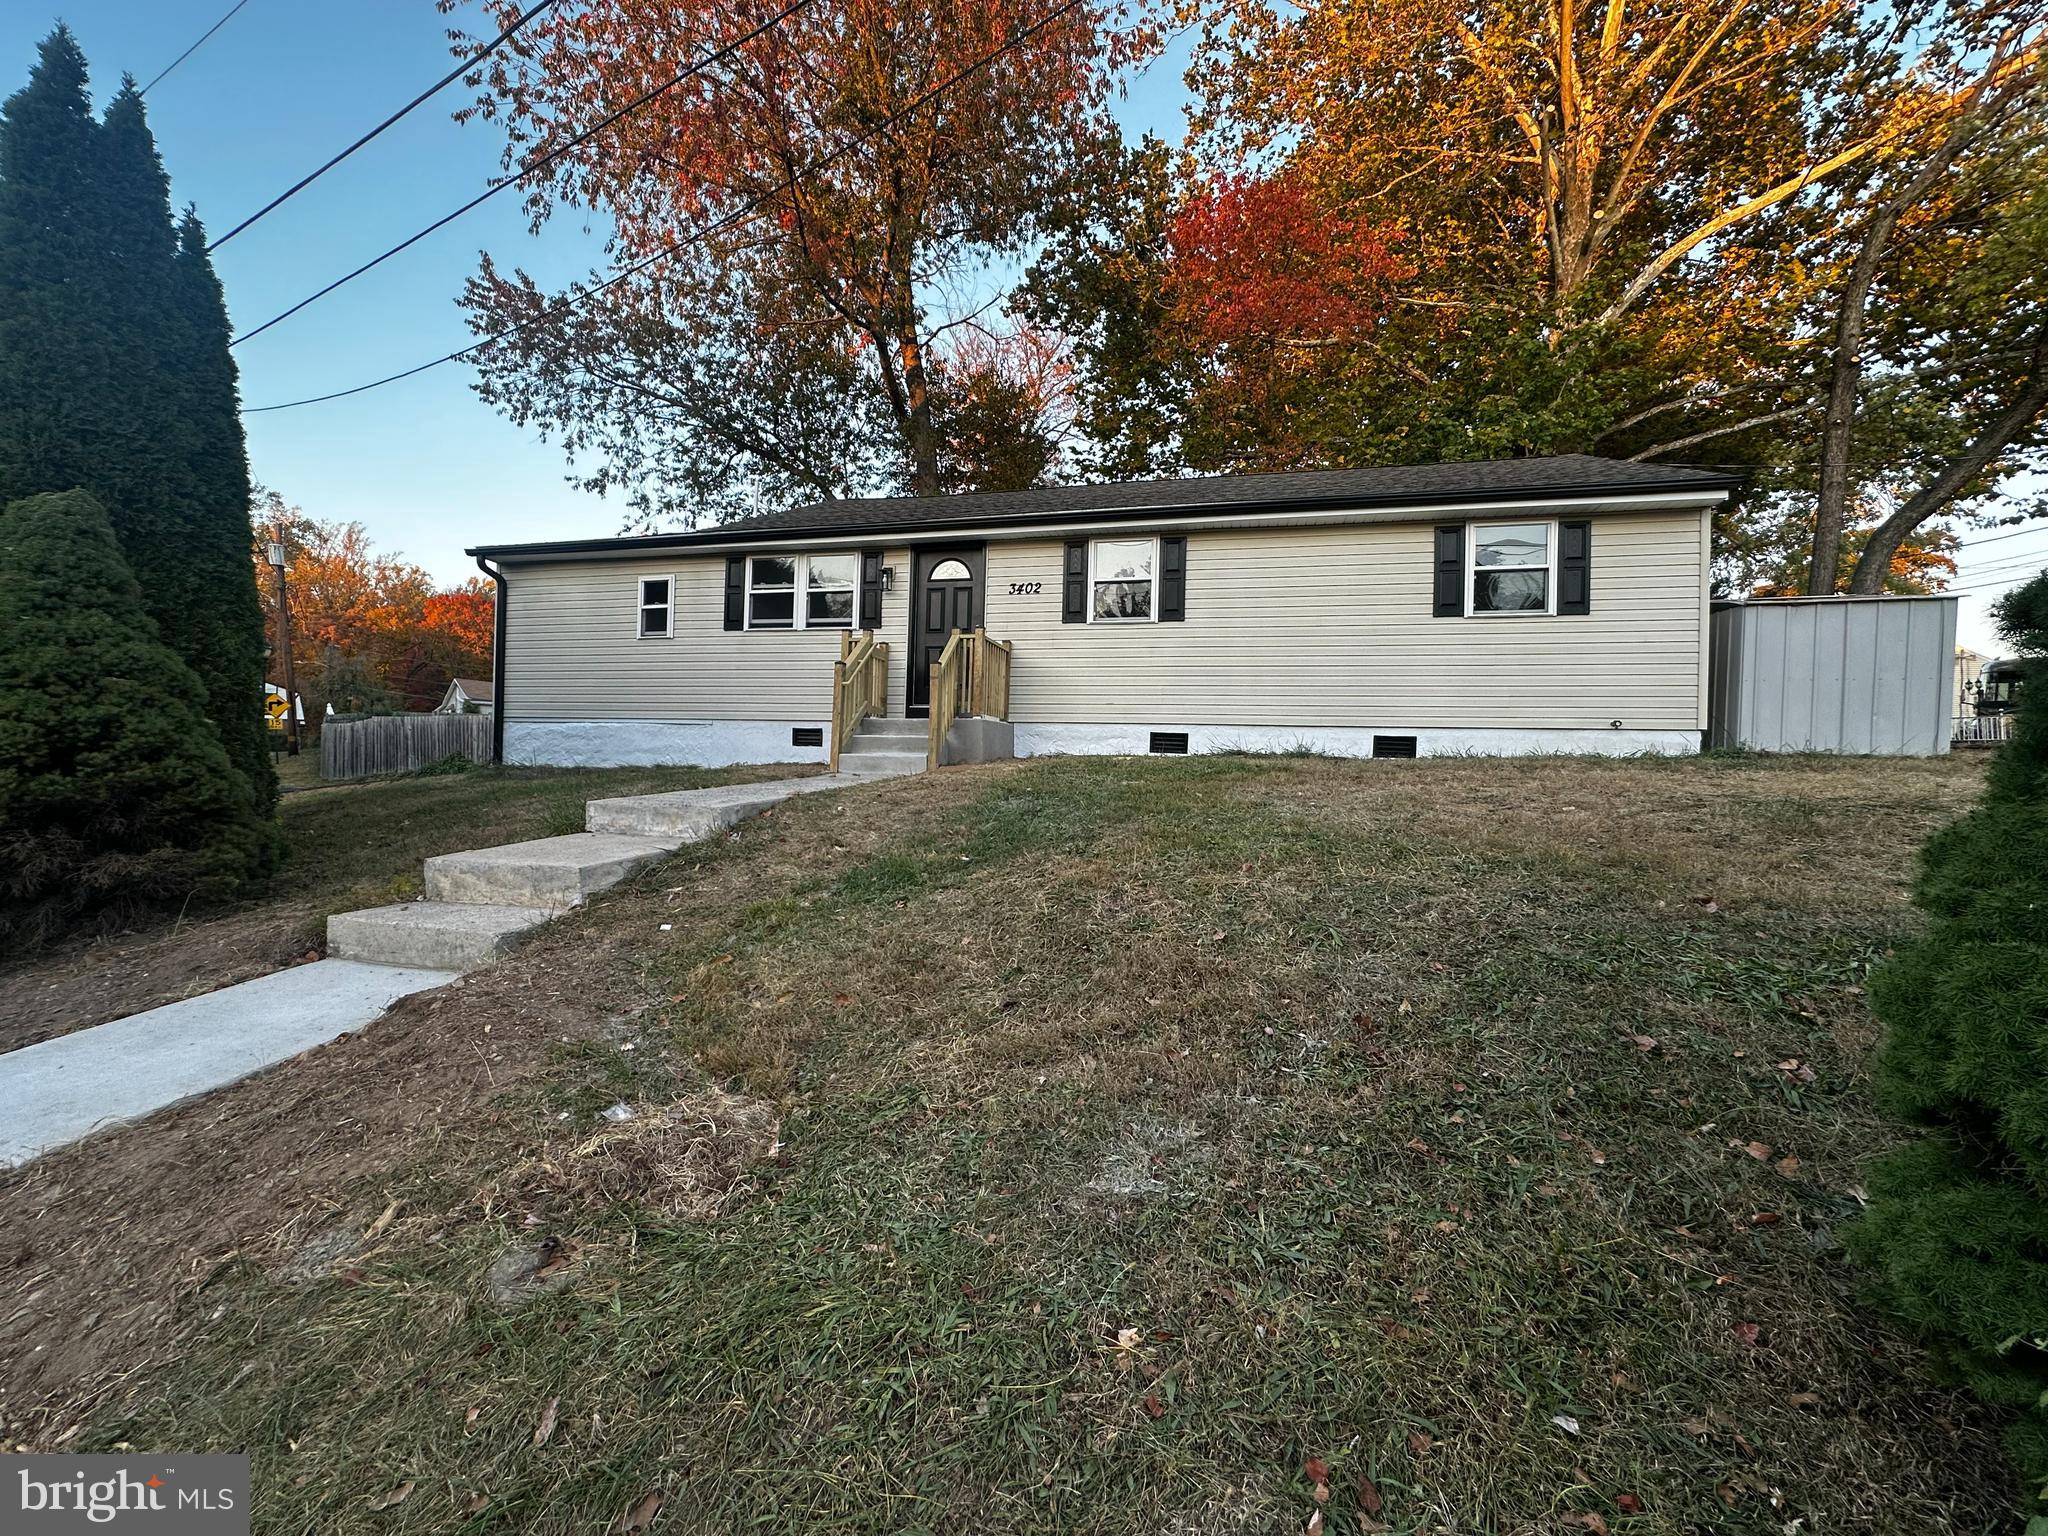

{"left": 792, "top": 727, "right": 824, "bottom": 747}
{"left": 1372, "top": 735, "right": 1419, "bottom": 759}
{"left": 1148, "top": 731, "right": 1190, "bottom": 755}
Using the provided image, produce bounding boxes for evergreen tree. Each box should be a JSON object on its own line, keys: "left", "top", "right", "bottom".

{"left": 1849, "top": 568, "right": 2048, "bottom": 1494}
{"left": 0, "top": 31, "right": 276, "bottom": 815}
{"left": 0, "top": 27, "right": 109, "bottom": 512}
{"left": 170, "top": 205, "right": 275, "bottom": 810}
{"left": 0, "top": 491, "right": 277, "bottom": 946}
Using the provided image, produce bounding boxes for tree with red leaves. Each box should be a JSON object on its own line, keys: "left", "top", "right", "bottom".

{"left": 442, "top": 0, "right": 1121, "bottom": 525}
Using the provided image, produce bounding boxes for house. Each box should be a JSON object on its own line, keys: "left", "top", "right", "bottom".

{"left": 434, "top": 676, "right": 495, "bottom": 716}
{"left": 467, "top": 454, "right": 1736, "bottom": 768}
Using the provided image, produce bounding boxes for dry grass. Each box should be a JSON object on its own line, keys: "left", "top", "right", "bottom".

{"left": 0, "top": 750, "right": 2009, "bottom": 1535}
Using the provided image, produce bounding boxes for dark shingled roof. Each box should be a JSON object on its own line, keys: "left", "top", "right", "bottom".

{"left": 470, "top": 455, "right": 1735, "bottom": 559}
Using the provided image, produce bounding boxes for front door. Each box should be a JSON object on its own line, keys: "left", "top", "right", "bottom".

{"left": 908, "top": 548, "right": 984, "bottom": 716}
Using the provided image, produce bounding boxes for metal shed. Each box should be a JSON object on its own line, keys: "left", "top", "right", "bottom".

{"left": 1707, "top": 595, "right": 1958, "bottom": 756}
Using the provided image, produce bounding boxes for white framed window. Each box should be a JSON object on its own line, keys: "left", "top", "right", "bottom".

{"left": 1090, "top": 537, "right": 1157, "bottom": 622}
{"left": 1468, "top": 521, "right": 1554, "bottom": 615}
{"left": 804, "top": 552, "right": 857, "bottom": 628}
{"left": 747, "top": 553, "right": 856, "bottom": 631}
{"left": 637, "top": 575, "right": 673, "bottom": 638}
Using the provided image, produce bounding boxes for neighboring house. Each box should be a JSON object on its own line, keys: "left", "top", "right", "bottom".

{"left": 434, "top": 677, "right": 495, "bottom": 716}
{"left": 1954, "top": 646, "right": 1990, "bottom": 721}
{"left": 467, "top": 454, "right": 1736, "bottom": 767}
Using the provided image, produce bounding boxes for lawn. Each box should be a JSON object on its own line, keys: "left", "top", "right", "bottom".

{"left": 0, "top": 752, "right": 2009, "bottom": 1533}
{"left": 0, "top": 758, "right": 812, "bottom": 1051}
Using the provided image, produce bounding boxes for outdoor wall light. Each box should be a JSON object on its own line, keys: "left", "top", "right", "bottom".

{"left": 881, "top": 565, "right": 897, "bottom": 593}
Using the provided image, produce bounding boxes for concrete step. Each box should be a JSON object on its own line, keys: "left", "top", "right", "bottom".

{"left": 837, "top": 748, "right": 927, "bottom": 777}
{"left": 422, "top": 832, "right": 676, "bottom": 911}
{"left": 851, "top": 718, "right": 928, "bottom": 742}
{"left": 328, "top": 901, "right": 547, "bottom": 971}
{"left": 587, "top": 781, "right": 807, "bottom": 842}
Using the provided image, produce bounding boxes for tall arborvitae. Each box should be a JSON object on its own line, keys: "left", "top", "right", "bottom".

{"left": 0, "top": 27, "right": 109, "bottom": 511}
{"left": 0, "top": 491, "right": 276, "bottom": 946}
{"left": 0, "top": 32, "right": 277, "bottom": 822}
{"left": 1848, "top": 569, "right": 2048, "bottom": 1496}
{"left": 170, "top": 205, "right": 276, "bottom": 810}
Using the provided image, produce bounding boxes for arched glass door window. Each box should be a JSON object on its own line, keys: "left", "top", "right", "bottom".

{"left": 928, "top": 558, "right": 972, "bottom": 581}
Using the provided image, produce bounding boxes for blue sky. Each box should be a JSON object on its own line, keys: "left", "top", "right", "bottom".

{"left": 3, "top": 3, "right": 2039, "bottom": 654}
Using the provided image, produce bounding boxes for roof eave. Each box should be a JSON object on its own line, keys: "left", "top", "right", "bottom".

{"left": 467, "top": 477, "right": 1738, "bottom": 562}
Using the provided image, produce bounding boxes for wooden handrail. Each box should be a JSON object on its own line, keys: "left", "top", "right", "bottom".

{"left": 928, "top": 627, "right": 1013, "bottom": 771}
{"left": 829, "top": 629, "right": 888, "bottom": 772}
{"left": 927, "top": 629, "right": 971, "bottom": 772}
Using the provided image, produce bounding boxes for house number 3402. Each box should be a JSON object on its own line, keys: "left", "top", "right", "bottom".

{"left": 1007, "top": 581, "right": 1043, "bottom": 595}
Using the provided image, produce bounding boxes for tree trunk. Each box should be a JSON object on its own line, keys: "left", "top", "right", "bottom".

{"left": 898, "top": 333, "right": 940, "bottom": 497}
{"left": 1846, "top": 358, "right": 2048, "bottom": 592}
{"left": 1812, "top": 56, "right": 2022, "bottom": 592}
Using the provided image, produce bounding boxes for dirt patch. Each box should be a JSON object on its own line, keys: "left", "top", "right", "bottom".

{"left": 484, "top": 1087, "right": 780, "bottom": 1224}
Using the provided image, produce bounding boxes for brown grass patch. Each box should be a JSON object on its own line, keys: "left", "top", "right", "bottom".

{"left": 483, "top": 1086, "right": 779, "bottom": 1224}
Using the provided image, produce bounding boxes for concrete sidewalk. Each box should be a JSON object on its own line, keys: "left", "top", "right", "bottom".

{"left": 2, "top": 767, "right": 916, "bottom": 1169}
{"left": 0, "top": 959, "right": 455, "bottom": 1168}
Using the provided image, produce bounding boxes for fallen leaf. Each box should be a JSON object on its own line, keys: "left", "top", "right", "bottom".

{"left": 1750, "top": 1212, "right": 1781, "bottom": 1226}
{"left": 1551, "top": 1413, "right": 1581, "bottom": 1435}
{"left": 463, "top": 1406, "right": 481, "bottom": 1431}
{"left": 1731, "top": 1321, "right": 1761, "bottom": 1348}
{"left": 1141, "top": 1389, "right": 1164, "bottom": 1419}
{"left": 1565, "top": 1514, "right": 1610, "bottom": 1534}
{"left": 1630, "top": 1034, "right": 1657, "bottom": 1052}
{"left": 1406, "top": 1429, "right": 1433, "bottom": 1455}
{"left": 533, "top": 1396, "right": 560, "bottom": 1447}
{"left": 1743, "top": 1141, "right": 1772, "bottom": 1160}
{"left": 366, "top": 1481, "right": 414, "bottom": 1511}
{"left": 465, "top": 1492, "right": 490, "bottom": 1514}
{"left": 612, "top": 1490, "right": 663, "bottom": 1534}
{"left": 1774, "top": 1154, "right": 1802, "bottom": 1178}
{"left": 1787, "top": 1392, "right": 1821, "bottom": 1409}
{"left": 1305, "top": 1511, "right": 1324, "bottom": 1536}
{"left": 1357, "top": 1474, "right": 1384, "bottom": 1517}
{"left": 1617, "top": 1493, "right": 1644, "bottom": 1514}
{"left": 1303, "top": 1456, "right": 1330, "bottom": 1485}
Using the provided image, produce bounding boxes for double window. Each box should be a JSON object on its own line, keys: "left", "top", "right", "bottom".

{"left": 1091, "top": 537, "right": 1157, "bottom": 622}
{"left": 1468, "top": 522, "right": 1553, "bottom": 615}
{"left": 637, "top": 576, "right": 673, "bottom": 638}
{"left": 746, "top": 553, "right": 857, "bottom": 630}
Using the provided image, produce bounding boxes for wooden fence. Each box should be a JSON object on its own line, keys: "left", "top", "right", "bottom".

{"left": 320, "top": 712, "right": 493, "bottom": 780}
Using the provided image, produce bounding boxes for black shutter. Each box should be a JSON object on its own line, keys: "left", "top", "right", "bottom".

{"left": 859, "top": 548, "right": 884, "bottom": 630}
{"left": 1433, "top": 525, "right": 1464, "bottom": 617}
{"left": 723, "top": 555, "right": 746, "bottom": 631}
{"left": 1062, "top": 540, "right": 1088, "bottom": 623}
{"left": 1558, "top": 520, "right": 1592, "bottom": 615}
{"left": 1159, "top": 536, "right": 1187, "bottom": 622}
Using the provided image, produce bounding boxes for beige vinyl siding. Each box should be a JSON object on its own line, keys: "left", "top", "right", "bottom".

{"left": 983, "top": 511, "right": 1707, "bottom": 731}
{"left": 504, "top": 550, "right": 910, "bottom": 722}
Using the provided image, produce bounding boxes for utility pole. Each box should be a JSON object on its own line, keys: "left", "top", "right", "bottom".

{"left": 266, "top": 529, "right": 301, "bottom": 757}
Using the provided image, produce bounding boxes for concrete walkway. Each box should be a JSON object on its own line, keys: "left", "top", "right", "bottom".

{"left": 0, "top": 764, "right": 918, "bottom": 1168}
{"left": 0, "top": 959, "right": 456, "bottom": 1168}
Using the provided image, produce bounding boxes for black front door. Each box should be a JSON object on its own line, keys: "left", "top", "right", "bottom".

{"left": 908, "top": 548, "right": 984, "bottom": 716}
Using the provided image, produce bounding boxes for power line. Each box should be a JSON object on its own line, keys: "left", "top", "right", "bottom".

{"left": 1958, "top": 520, "right": 2048, "bottom": 549}
{"left": 141, "top": 0, "right": 256, "bottom": 97}
{"left": 244, "top": 0, "right": 1084, "bottom": 413}
{"left": 208, "top": 0, "right": 558, "bottom": 253}
{"left": 230, "top": 0, "right": 816, "bottom": 349}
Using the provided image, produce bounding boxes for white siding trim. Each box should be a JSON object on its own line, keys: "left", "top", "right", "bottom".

{"left": 505, "top": 719, "right": 827, "bottom": 768}
{"left": 1015, "top": 723, "right": 1701, "bottom": 759}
